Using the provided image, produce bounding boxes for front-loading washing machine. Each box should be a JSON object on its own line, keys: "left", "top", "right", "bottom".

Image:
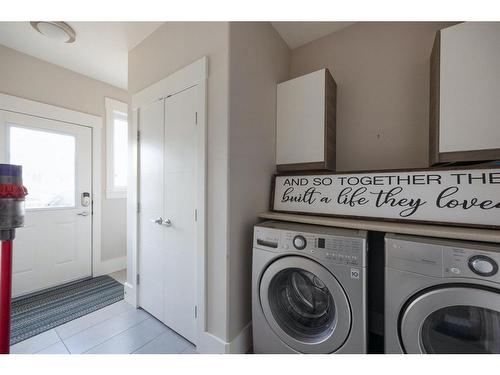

{"left": 252, "top": 221, "right": 368, "bottom": 353}
{"left": 385, "top": 233, "right": 500, "bottom": 354}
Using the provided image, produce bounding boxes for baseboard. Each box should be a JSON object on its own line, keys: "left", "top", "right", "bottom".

{"left": 197, "top": 332, "right": 229, "bottom": 354}
{"left": 124, "top": 282, "right": 137, "bottom": 307}
{"left": 94, "top": 256, "right": 126, "bottom": 276}
{"left": 196, "top": 323, "right": 252, "bottom": 354}
{"left": 228, "top": 322, "right": 252, "bottom": 354}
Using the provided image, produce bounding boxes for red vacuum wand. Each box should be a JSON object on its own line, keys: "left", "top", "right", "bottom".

{"left": 0, "top": 240, "right": 13, "bottom": 354}
{"left": 0, "top": 164, "right": 27, "bottom": 354}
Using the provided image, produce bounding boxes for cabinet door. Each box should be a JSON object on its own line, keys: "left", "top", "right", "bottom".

{"left": 277, "top": 69, "right": 325, "bottom": 166}
{"left": 276, "top": 69, "right": 336, "bottom": 172}
{"left": 430, "top": 22, "right": 500, "bottom": 165}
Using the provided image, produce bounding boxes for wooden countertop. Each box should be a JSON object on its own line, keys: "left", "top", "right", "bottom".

{"left": 258, "top": 212, "right": 500, "bottom": 244}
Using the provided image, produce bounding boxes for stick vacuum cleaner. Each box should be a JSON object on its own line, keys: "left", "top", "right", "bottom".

{"left": 0, "top": 164, "right": 27, "bottom": 354}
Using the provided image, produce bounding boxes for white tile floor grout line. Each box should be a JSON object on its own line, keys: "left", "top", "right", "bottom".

{"left": 80, "top": 315, "right": 153, "bottom": 354}
{"left": 53, "top": 329, "right": 71, "bottom": 354}
{"left": 129, "top": 315, "right": 192, "bottom": 354}
{"left": 129, "top": 328, "right": 174, "bottom": 354}
{"left": 130, "top": 323, "right": 193, "bottom": 354}
{"left": 58, "top": 302, "right": 134, "bottom": 341}
{"left": 27, "top": 330, "right": 61, "bottom": 354}
{"left": 130, "top": 332, "right": 191, "bottom": 355}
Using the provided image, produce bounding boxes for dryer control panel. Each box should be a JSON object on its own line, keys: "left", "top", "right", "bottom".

{"left": 254, "top": 221, "right": 367, "bottom": 267}
{"left": 386, "top": 234, "right": 500, "bottom": 283}
{"left": 444, "top": 246, "right": 500, "bottom": 282}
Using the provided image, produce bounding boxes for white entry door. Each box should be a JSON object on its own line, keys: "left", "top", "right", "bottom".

{"left": 0, "top": 110, "right": 92, "bottom": 297}
{"left": 139, "top": 86, "right": 199, "bottom": 344}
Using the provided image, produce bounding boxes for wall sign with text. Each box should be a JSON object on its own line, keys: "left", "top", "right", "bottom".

{"left": 271, "top": 169, "right": 500, "bottom": 228}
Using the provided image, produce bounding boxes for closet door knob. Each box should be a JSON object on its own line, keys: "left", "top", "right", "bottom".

{"left": 152, "top": 217, "right": 164, "bottom": 225}
{"left": 151, "top": 217, "right": 172, "bottom": 227}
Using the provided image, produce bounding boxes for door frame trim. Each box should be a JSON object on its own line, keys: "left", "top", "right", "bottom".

{"left": 0, "top": 92, "right": 103, "bottom": 279}
{"left": 129, "top": 56, "right": 208, "bottom": 348}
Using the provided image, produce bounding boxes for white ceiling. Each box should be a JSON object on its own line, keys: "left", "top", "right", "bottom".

{"left": 272, "top": 22, "right": 355, "bottom": 49}
{"left": 0, "top": 21, "right": 353, "bottom": 88}
{"left": 0, "top": 22, "right": 163, "bottom": 89}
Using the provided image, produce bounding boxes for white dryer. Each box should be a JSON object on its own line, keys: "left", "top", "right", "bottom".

{"left": 252, "top": 221, "right": 368, "bottom": 353}
{"left": 385, "top": 233, "right": 500, "bottom": 354}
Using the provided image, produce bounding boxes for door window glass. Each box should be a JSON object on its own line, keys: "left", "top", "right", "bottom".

{"left": 9, "top": 125, "right": 76, "bottom": 209}
{"left": 421, "top": 305, "right": 500, "bottom": 353}
{"left": 268, "top": 268, "right": 335, "bottom": 343}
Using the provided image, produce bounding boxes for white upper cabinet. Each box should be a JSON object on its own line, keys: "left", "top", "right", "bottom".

{"left": 430, "top": 22, "right": 500, "bottom": 165}
{"left": 276, "top": 68, "right": 337, "bottom": 172}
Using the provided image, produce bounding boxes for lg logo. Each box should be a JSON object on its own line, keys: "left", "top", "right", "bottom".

{"left": 350, "top": 268, "right": 360, "bottom": 279}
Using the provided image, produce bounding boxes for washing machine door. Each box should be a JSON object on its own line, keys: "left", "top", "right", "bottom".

{"left": 259, "top": 256, "right": 351, "bottom": 353}
{"left": 400, "top": 286, "right": 500, "bottom": 353}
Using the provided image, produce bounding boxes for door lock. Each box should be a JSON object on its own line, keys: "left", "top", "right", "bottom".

{"left": 81, "top": 192, "right": 91, "bottom": 207}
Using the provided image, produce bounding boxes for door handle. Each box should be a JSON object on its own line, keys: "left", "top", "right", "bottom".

{"left": 151, "top": 217, "right": 172, "bottom": 227}
{"left": 152, "top": 217, "right": 163, "bottom": 225}
{"left": 77, "top": 211, "right": 90, "bottom": 217}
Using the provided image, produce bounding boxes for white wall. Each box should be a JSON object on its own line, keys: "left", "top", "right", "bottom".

{"left": 0, "top": 44, "right": 128, "bottom": 268}
{"left": 227, "top": 22, "right": 290, "bottom": 342}
{"left": 128, "top": 21, "right": 231, "bottom": 343}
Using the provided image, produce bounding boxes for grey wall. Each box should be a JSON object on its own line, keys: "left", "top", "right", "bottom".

{"left": 128, "top": 21, "right": 231, "bottom": 341}
{"left": 290, "top": 22, "right": 455, "bottom": 171}
{"left": 227, "top": 22, "right": 290, "bottom": 341}
{"left": 0, "top": 44, "right": 129, "bottom": 264}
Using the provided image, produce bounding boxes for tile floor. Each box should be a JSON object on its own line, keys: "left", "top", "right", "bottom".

{"left": 10, "top": 300, "right": 197, "bottom": 354}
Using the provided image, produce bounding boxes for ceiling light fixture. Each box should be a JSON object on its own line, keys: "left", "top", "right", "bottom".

{"left": 30, "top": 21, "right": 76, "bottom": 43}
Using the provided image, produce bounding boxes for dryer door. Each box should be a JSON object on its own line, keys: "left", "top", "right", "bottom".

{"left": 259, "top": 256, "right": 351, "bottom": 353}
{"left": 400, "top": 286, "right": 500, "bottom": 353}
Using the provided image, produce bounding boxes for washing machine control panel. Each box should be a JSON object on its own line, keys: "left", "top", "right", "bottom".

{"left": 443, "top": 246, "right": 500, "bottom": 282}
{"left": 253, "top": 224, "right": 367, "bottom": 267}
{"left": 282, "top": 231, "right": 364, "bottom": 266}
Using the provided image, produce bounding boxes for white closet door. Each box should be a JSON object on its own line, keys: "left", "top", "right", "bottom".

{"left": 139, "top": 87, "right": 198, "bottom": 342}
{"left": 0, "top": 110, "right": 92, "bottom": 297}
{"left": 163, "top": 87, "right": 198, "bottom": 343}
{"left": 138, "top": 99, "right": 165, "bottom": 321}
{"left": 138, "top": 85, "right": 199, "bottom": 344}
